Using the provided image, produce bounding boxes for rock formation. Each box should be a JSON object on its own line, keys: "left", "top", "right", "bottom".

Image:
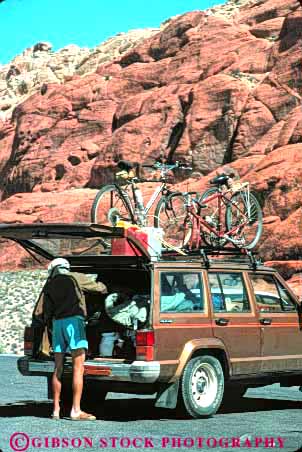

{"left": 0, "top": 28, "right": 163, "bottom": 121}
{"left": 0, "top": 0, "right": 302, "bottom": 293}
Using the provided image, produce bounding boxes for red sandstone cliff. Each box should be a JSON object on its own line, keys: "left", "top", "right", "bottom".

{"left": 0, "top": 0, "right": 302, "bottom": 291}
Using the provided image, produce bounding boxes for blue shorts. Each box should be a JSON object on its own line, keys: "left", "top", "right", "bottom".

{"left": 52, "top": 316, "right": 88, "bottom": 353}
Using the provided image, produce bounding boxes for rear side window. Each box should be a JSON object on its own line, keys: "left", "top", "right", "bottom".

{"left": 209, "top": 272, "right": 250, "bottom": 313}
{"left": 160, "top": 272, "right": 204, "bottom": 312}
{"left": 249, "top": 274, "right": 296, "bottom": 313}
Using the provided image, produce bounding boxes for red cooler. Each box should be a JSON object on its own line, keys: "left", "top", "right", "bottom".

{"left": 111, "top": 226, "right": 148, "bottom": 256}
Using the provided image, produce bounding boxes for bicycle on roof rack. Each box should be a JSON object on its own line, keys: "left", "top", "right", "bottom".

{"left": 90, "top": 159, "right": 193, "bottom": 248}
{"left": 181, "top": 173, "right": 263, "bottom": 251}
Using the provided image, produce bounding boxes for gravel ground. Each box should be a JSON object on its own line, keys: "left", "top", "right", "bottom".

{"left": 0, "top": 270, "right": 48, "bottom": 354}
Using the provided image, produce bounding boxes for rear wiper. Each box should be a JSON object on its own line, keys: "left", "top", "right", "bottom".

{"left": 73, "top": 238, "right": 111, "bottom": 255}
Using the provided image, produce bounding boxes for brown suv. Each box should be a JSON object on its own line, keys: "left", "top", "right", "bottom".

{"left": 2, "top": 223, "right": 302, "bottom": 418}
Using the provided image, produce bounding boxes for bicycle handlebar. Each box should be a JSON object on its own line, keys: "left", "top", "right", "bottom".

{"left": 152, "top": 160, "right": 192, "bottom": 171}
{"left": 117, "top": 159, "right": 192, "bottom": 172}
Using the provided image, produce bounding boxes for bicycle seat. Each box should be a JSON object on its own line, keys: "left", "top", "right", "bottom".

{"left": 117, "top": 160, "right": 136, "bottom": 172}
{"left": 210, "top": 174, "right": 229, "bottom": 186}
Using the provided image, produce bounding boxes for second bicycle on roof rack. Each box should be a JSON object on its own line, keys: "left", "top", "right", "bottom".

{"left": 181, "top": 172, "right": 263, "bottom": 251}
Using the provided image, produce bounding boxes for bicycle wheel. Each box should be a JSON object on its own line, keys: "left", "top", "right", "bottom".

{"left": 198, "top": 187, "right": 227, "bottom": 247}
{"left": 225, "top": 191, "right": 263, "bottom": 249}
{"left": 154, "top": 193, "right": 189, "bottom": 249}
{"left": 91, "top": 184, "right": 134, "bottom": 225}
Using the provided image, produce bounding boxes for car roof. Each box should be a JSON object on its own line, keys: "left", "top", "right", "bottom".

{"left": 0, "top": 222, "right": 275, "bottom": 273}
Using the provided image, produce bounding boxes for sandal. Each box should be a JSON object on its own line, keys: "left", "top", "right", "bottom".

{"left": 70, "top": 411, "right": 96, "bottom": 421}
{"left": 51, "top": 413, "right": 60, "bottom": 420}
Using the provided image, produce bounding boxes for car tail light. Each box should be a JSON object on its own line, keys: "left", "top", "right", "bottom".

{"left": 136, "top": 330, "right": 155, "bottom": 361}
{"left": 24, "top": 326, "right": 34, "bottom": 356}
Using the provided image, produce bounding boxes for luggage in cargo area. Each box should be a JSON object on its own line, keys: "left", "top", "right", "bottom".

{"left": 29, "top": 266, "right": 151, "bottom": 361}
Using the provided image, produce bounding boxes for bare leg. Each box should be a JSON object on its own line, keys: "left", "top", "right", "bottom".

{"left": 70, "top": 348, "right": 86, "bottom": 415}
{"left": 52, "top": 352, "right": 65, "bottom": 416}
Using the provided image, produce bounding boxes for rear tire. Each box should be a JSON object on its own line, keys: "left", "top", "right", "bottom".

{"left": 225, "top": 191, "right": 262, "bottom": 249}
{"left": 91, "top": 184, "right": 134, "bottom": 225}
{"left": 179, "top": 355, "right": 224, "bottom": 418}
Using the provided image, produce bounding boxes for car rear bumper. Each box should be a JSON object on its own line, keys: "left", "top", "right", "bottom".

{"left": 17, "top": 356, "right": 160, "bottom": 384}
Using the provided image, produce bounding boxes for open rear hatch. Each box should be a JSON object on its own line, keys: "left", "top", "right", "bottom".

{"left": 0, "top": 222, "right": 152, "bottom": 266}
{"left": 1, "top": 223, "right": 154, "bottom": 375}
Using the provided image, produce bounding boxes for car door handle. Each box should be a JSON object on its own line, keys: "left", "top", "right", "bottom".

{"left": 260, "top": 318, "right": 272, "bottom": 325}
{"left": 215, "top": 318, "right": 229, "bottom": 326}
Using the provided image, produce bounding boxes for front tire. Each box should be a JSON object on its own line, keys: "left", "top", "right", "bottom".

{"left": 179, "top": 355, "right": 224, "bottom": 418}
{"left": 198, "top": 188, "right": 227, "bottom": 247}
{"left": 154, "top": 193, "right": 187, "bottom": 249}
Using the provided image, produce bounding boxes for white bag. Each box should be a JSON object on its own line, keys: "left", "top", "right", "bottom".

{"left": 99, "top": 332, "right": 119, "bottom": 357}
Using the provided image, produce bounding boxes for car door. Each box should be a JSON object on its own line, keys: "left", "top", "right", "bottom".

{"left": 207, "top": 270, "right": 261, "bottom": 375}
{"left": 248, "top": 272, "right": 302, "bottom": 372}
{"left": 153, "top": 266, "right": 213, "bottom": 378}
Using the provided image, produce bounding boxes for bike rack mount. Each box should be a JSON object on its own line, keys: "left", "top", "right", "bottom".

{"left": 198, "top": 246, "right": 261, "bottom": 270}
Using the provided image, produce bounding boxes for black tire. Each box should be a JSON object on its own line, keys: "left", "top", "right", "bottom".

{"left": 225, "top": 191, "right": 263, "bottom": 249}
{"left": 198, "top": 187, "right": 227, "bottom": 247}
{"left": 91, "top": 184, "right": 134, "bottom": 225}
{"left": 154, "top": 193, "right": 188, "bottom": 249}
{"left": 179, "top": 355, "right": 224, "bottom": 418}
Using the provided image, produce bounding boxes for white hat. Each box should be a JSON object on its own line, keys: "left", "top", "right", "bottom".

{"left": 47, "top": 258, "right": 70, "bottom": 275}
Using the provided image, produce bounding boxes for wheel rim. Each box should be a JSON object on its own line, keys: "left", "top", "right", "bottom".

{"left": 94, "top": 188, "right": 132, "bottom": 226}
{"left": 199, "top": 188, "right": 227, "bottom": 247}
{"left": 191, "top": 362, "right": 218, "bottom": 408}
{"left": 226, "top": 193, "right": 262, "bottom": 248}
{"left": 156, "top": 196, "right": 187, "bottom": 248}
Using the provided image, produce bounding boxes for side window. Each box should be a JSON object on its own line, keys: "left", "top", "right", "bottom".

{"left": 160, "top": 272, "right": 204, "bottom": 313}
{"left": 209, "top": 272, "right": 250, "bottom": 313}
{"left": 276, "top": 280, "right": 296, "bottom": 312}
{"left": 249, "top": 274, "right": 296, "bottom": 313}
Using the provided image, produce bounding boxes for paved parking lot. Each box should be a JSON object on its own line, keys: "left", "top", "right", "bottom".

{"left": 0, "top": 356, "right": 302, "bottom": 451}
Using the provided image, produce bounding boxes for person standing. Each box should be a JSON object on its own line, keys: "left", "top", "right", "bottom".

{"left": 43, "top": 258, "right": 107, "bottom": 420}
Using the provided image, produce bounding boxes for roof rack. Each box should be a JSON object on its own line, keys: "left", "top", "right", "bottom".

{"left": 161, "top": 246, "right": 261, "bottom": 270}
{"left": 198, "top": 246, "right": 261, "bottom": 271}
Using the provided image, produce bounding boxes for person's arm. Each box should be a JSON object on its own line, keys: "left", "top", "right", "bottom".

{"left": 73, "top": 272, "right": 108, "bottom": 294}
{"left": 43, "top": 291, "right": 54, "bottom": 329}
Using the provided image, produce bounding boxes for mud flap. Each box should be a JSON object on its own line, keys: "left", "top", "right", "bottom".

{"left": 155, "top": 380, "right": 180, "bottom": 409}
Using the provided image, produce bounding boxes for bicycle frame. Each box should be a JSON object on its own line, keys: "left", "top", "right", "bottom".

{"left": 145, "top": 184, "right": 166, "bottom": 215}
{"left": 185, "top": 186, "right": 251, "bottom": 249}
{"left": 117, "top": 182, "right": 166, "bottom": 226}
{"left": 109, "top": 160, "right": 192, "bottom": 228}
